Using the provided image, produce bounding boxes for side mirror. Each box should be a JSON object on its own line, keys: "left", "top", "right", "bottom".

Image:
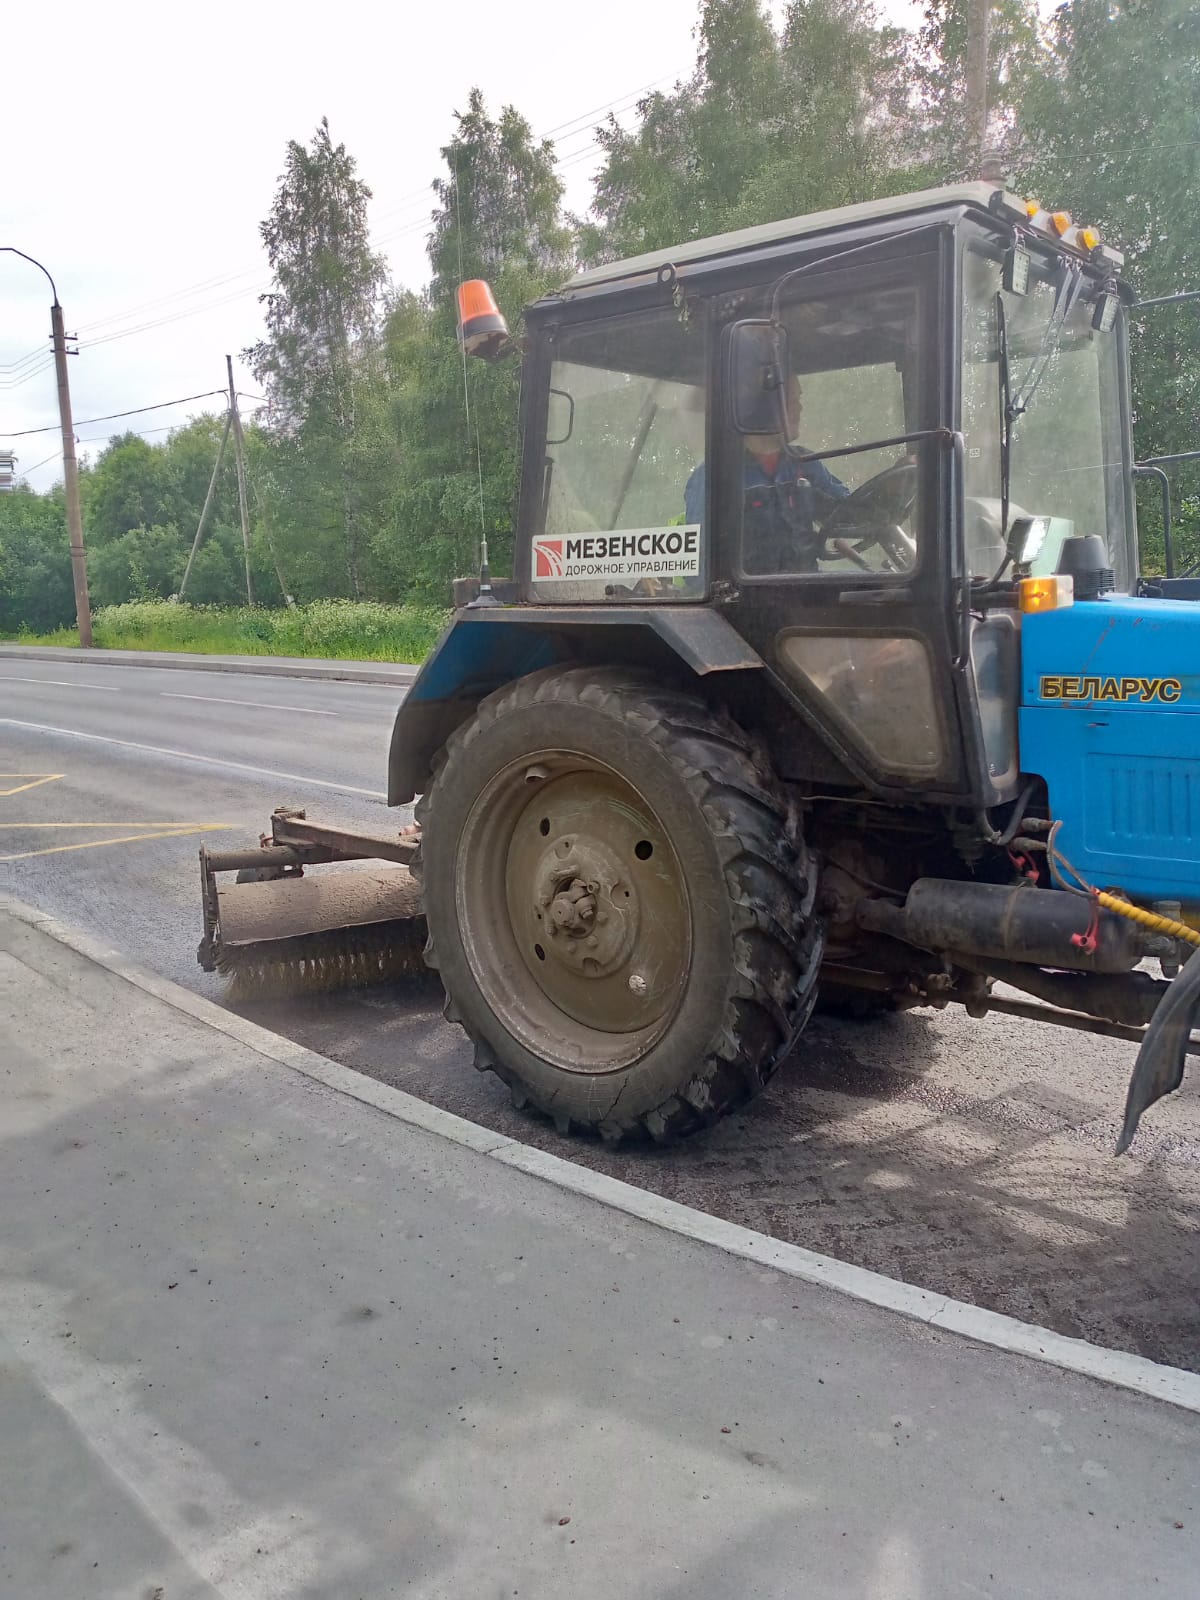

{"left": 727, "top": 319, "right": 789, "bottom": 436}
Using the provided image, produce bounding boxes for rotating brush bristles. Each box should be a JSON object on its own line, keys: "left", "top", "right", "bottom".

{"left": 217, "top": 917, "right": 432, "bottom": 1001}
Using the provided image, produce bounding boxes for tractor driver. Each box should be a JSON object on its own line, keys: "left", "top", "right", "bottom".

{"left": 684, "top": 373, "right": 851, "bottom": 574}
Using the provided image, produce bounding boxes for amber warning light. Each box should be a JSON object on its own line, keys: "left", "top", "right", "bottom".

{"left": 457, "top": 280, "right": 510, "bottom": 360}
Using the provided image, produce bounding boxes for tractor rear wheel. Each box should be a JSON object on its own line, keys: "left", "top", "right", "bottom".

{"left": 415, "top": 667, "right": 824, "bottom": 1141}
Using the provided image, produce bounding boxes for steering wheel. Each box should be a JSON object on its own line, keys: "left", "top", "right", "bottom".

{"left": 817, "top": 459, "right": 918, "bottom": 572}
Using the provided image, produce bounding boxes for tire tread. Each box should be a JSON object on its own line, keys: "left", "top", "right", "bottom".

{"left": 418, "top": 665, "right": 823, "bottom": 1141}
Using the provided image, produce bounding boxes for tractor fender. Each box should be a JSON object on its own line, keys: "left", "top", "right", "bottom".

{"left": 387, "top": 605, "right": 764, "bottom": 806}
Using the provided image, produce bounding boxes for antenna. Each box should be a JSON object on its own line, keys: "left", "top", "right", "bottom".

{"left": 453, "top": 155, "right": 498, "bottom": 606}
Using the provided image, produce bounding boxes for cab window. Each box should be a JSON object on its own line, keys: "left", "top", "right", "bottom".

{"left": 736, "top": 279, "right": 926, "bottom": 579}
{"left": 532, "top": 309, "right": 707, "bottom": 602}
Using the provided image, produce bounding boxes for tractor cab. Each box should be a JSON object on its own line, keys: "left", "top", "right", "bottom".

{"left": 512, "top": 181, "right": 1136, "bottom": 813}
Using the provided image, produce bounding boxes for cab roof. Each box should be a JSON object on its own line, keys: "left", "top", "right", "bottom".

{"left": 556, "top": 182, "right": 1008, "bottom": 295}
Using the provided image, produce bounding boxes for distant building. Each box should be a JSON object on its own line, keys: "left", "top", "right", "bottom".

{"left": 0, "top": 451, "right": 15, "bottom": 492}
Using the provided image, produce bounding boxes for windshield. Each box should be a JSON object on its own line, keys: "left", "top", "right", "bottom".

{"left": 961, "top": 246, "right": 1134, "bottom": 590}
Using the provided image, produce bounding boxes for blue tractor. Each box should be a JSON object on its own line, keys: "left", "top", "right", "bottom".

{"left": 202, "top": 181, "right": 1199, "bottom": 1150}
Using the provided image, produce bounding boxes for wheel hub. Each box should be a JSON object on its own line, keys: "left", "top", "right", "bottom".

{"left": 454, "top": 763, "right": 691, "bottom": 1047}
{"left": 534, "top": 835, "right": 637, "bottom": 978}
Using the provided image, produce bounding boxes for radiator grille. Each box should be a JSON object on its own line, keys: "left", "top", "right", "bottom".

{"left": 1086, "top": 753, "right": 1200, "bottom": 863}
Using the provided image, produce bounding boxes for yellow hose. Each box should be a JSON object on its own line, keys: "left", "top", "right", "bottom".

{"left": 1096, "top": 891, "right": 1200, "bottom": 948}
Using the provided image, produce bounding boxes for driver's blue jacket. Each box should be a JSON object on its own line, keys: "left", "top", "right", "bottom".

{"left": 684, "top": 450, "right": 849, "bottom": 532}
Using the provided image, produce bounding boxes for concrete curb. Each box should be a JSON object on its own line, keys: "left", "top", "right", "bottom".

{"left": 5, "top": 888, "right": 1199, "bottom": 1416}
{"left": 0, "top": 645, "right": 418, "bottom": 687}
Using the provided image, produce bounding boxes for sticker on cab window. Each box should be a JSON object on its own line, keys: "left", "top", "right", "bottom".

{"left": 532, "top": 526, "right": 701, "bottom": 584}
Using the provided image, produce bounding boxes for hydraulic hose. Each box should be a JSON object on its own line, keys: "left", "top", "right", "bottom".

{"left": 1095, "top": 892, "right": 1200, "bottom": 948}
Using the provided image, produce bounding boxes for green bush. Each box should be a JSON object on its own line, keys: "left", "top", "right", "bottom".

{"left": 6, "top": 599, "right": 448, "bottom": 663}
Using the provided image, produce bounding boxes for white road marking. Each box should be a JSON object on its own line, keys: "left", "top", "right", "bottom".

{"left": 161, "top": 692, "right": 337, "bottom": 716}
{"left": 0, "top": 718, "right": 388, "bottom": 799}
{"left": 0, "top": 675, "right": 118, "bottom": 691}
{"left": 1, "top": 1283, "right": 339, "bottom": 1599}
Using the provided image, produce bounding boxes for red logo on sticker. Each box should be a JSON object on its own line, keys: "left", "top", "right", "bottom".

{"left": 534, "top": 539, "right": 565, "bottom": 579}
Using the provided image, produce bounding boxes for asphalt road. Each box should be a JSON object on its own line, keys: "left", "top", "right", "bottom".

{"left": 2, "top": 658, "right": 1198, "bottom": 1370}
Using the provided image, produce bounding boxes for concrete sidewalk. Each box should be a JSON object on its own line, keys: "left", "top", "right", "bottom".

{"left": 1, "top": 901, "right": 1197, "bottom": 1600}
{"left": 0, "top": 643, "right": 419, "bottom": 685}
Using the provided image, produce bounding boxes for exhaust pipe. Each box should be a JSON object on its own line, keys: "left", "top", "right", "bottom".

{"left": 859, "top": 878, "right": 1145, "bottom": 974}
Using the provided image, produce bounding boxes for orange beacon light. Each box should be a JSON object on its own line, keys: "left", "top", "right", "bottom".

{"left": 457, "top": 280, "right": 510, "bottom": 360}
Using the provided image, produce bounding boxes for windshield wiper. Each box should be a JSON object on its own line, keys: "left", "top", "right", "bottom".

{"left": 992, "top": 260, "right": 1087, "bottom": 574}
{"left": 997, "top": 292, "right": 1013, "bottom": 552}
{"left": 1009, "top": 259, "right": 1086, "bottom": 420}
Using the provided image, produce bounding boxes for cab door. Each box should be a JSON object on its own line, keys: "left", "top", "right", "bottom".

{"left": 716, "top": 239, "right": 974, "bottom": 803}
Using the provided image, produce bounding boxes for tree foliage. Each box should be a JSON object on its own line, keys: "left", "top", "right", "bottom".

{"left": 375, "top": 92, "right": 570, "bottom": 596}
{"left": 578, "top": 0, "right": 919, "bottom": 263}
{"left": 0, "top": 486, "right": 75, "bottom": 634}
{"left": 1015, "top": 0, "right": 1200, "bottom": 568}
{"left": 911, "top": 0, "right": 1044, "bottom": 178}
{"left": 247, "top": 118, "right": 387, "bottom": 427}
{"left": 245, "top": 118, "right": 389, "bottom": 597}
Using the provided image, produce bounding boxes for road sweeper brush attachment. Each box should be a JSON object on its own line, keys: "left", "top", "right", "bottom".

{"left": 198, "top": 810, "right": 429, "bottom": 999}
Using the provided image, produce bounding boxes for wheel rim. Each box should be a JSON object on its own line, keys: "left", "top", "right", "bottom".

{"left": 454, "top": 753, "right": 692, "bottom": 1074}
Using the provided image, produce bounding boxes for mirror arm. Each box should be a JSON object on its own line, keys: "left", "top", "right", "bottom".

{"left": 784, "top": 426, "right": 956, "bottom": 467}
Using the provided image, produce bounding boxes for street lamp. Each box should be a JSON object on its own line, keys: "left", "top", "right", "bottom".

{"left": 1, "top": 248, "right": 92, "bottom": 647}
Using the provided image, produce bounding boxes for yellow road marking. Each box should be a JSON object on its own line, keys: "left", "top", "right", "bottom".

{"left": 0, "top": 823, "right": 234, "bottom": 863}
{"left": 0, "top": 774, "right": 64, "bottom": 797}
{"left": 0, "top": 821, "right": 237, "bottom": 829}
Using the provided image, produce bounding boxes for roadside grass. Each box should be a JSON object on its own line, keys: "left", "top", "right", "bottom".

{"left": 6, "top": 599, "right": 449, "bottom": 664}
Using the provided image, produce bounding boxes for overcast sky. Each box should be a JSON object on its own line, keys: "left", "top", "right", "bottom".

{"left": 2, "top": 0, "right": 920, "bottom": 493}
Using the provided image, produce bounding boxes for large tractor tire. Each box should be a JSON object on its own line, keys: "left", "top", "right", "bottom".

{"left": 415, "top": 666, "right": 824, "bottom": 1141}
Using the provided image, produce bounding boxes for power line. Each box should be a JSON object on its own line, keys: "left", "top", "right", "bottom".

{"left": 74, "top": 407, "right": 266, "bottom": 450}
{"left": 363, "top": 71, "right": 680, "bottom": 235}
{"left": 366, "top": 74, "right": 681, "bottom": 235}
{"left": 369, "top": 97, "right": 658, "bottom": 252}
{"left": 372, "top": 132, "right": 610, "bottom": 249}
{"left": 367, "top": 70, "right": 682, "bottom": 248}
{"left": 0, "top": 341, "right": 52, "bottom": 374}
{"left": 74, "top": 265, "right": 267, "bottom": 336}
{"left": 24, "top": 404, "right": 269, "bottom": 466}
{"left": 45, "top": 71, "right": 683, "bottom": 357}
{"left": 1, "top": 388, "right": 228, "bottom": 439}
{"left": 0, "top": 357, "right": 55, "bottom": 391}
{"left": 5, "top": 68, "right": 682, "bottom": 385}
{"left": 79, "top": 283, "right": 272, "bottom": 352}
{"left": 16, "top": 449, "right": 63, "bottom": 476}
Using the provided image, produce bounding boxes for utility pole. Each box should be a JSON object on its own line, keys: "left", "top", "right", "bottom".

{"left": 51, "top": 302, "right": 93, "bottom": 646}
{"left": 227, "top": 355, "right": 254, "bottom": 606}
{"left": 177, "top": 361, "right": 291, "bottom": 607}
{"left": 965, "top": 0, "right": 990, "bottom": 173}
{"left": 229, "top": 385, "right": 293, "bottom": 606}
{"left": 178, "top": 410, "right": 232, "bottom": 601}
{"left": 2, "top": 249, "right": 92, "bottom": 646}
